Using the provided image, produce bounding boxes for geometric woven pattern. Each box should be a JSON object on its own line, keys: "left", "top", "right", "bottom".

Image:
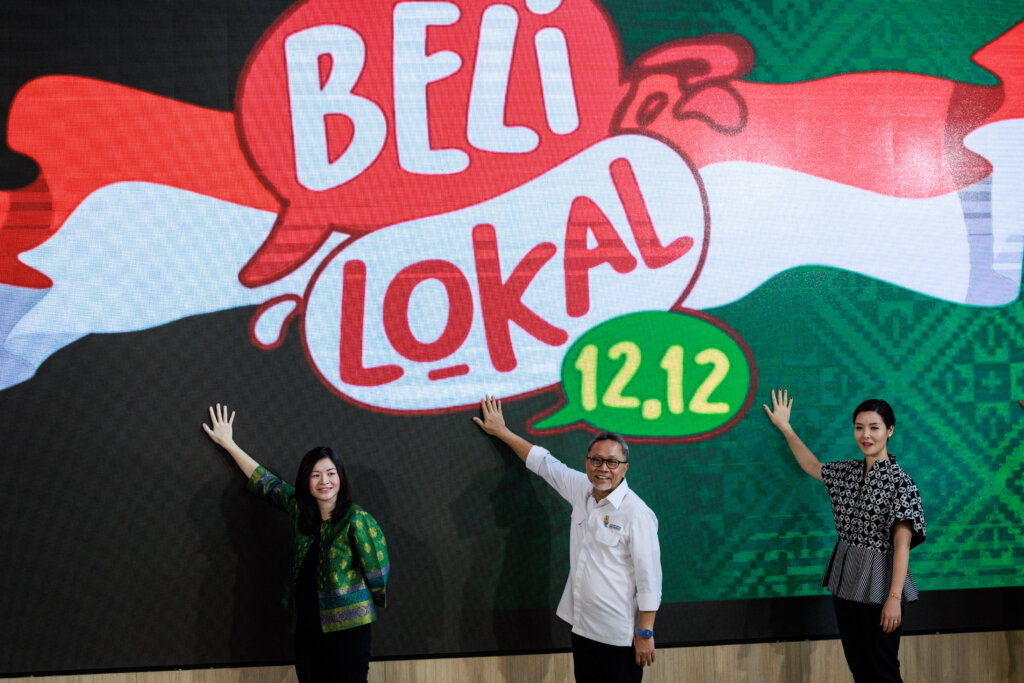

{"left": 606, "top": 0, "right": 1019, "bottom": 84}
{"left": 639, "top": 267, "right": 1024, "bottom": 601}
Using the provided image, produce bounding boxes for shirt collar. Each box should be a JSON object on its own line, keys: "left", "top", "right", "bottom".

{"left": 596, "top": 478, "right": 631, "bottom": 508}
{"left": 866, "top": 455, "right": 897, "bottom": 470}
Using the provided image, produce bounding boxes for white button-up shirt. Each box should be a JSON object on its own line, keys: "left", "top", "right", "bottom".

{"left": 526, "top": 445, "right": 662, "bottom": 646}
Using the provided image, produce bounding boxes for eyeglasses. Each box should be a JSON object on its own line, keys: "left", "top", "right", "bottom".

{"left": 584, "top": 456, "right": 627, "bottom": 470}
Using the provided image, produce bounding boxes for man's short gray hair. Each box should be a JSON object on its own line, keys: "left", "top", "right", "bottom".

{"left": 586, "top": 431, "right": 629, "bottom": 460}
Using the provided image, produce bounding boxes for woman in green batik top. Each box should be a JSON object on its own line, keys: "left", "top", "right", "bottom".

{"left": 203, "top": 403, "right": 389, "bottom": 683}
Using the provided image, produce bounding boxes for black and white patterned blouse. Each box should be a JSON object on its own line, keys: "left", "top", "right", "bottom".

{"left": 820, "top": 456, "right": 926, "bottom": 604}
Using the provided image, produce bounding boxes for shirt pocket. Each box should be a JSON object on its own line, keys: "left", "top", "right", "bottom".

{"left": 571, "top": 509, "right": 587, "bottom": 540}
{"left": 595, "top": 526, "right": 622, "bottom": 547}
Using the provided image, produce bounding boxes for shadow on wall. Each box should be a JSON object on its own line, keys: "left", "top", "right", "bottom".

{"left": 188, "top": 471, "right": 293, "bottom": 664}
{"left": 349, "top": 463, "right": 448, "bottom": 653}
{"left": 451, "top": 446, "right": 557, "bottom": 681}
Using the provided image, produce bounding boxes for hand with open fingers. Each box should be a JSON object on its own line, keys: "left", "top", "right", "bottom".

{"left": 202, "top": 403, "right": 236, "bottom": 448}
{"left": 880, "top": 597, "right": 902, "bottom": 633}
{"left": 472, "top": 395, "right": 507, "bottom": 437}
{"left": 634, "top": 635, "right": 655, "bottom": 667}
{"left": 762, "top": 388, "right": 794, "bottom": 431}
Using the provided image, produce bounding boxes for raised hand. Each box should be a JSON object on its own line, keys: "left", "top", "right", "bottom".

{"left": 201, "top": 403, "right": 259, "bottom": 478}
{"left": 762, "top": 388, "right": 794, "bottom": 431}
{"left": 472, "top": 395, "right": 507, "bottom": 437}
{"left": 472, "top": 395, "right": 535, "bottom": 462}
{"left": 202, "top": 403, "right": 236, "bottom": 448}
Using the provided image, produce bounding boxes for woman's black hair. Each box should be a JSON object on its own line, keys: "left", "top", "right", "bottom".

{"left": 295, "top": 446, "right": 352, "bottom": 535}
{"left": 852, "top": 398, "right": 896, "bottom": 429}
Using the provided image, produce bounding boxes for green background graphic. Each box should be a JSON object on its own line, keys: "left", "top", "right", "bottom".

{"left": 497, "top": 267, "right": 1024, "bottom": 608}
{"left": 604, "top": 0, "right": 1019, "bottom": 85}
{"left": 534, "top": 310, "right": 754, "bottom": 438}
{"left": 517, "top": 0, "right": 1024, "bottom": 603}
{"left": 653, "top": 268, "right": 1024, "bottom": 600}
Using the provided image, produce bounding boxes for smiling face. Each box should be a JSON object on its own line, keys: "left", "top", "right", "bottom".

{"left": 585, "top": 438, "right": 629, "bottom": 495}
{"left": 308, "top": 457, "right": 341, "bottom": 513}
{"left": 854, "top": 410, "right": 894, "bottom": 459}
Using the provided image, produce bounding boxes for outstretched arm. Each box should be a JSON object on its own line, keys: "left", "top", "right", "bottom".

{"left": 762, "top": 389, "right": 823, "bottom": 481}
{"left": 202, "top": 403, "right": 260, "bottom": 479}
{"left": 472, "top": 396, "right": 534, "bottom": 462}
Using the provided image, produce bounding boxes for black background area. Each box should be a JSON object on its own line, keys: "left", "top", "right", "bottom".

{"left": 0, "top": 0, "right": 294, "bottom": 189}
{"left": 0, "top": 307, "right": 561, "bottom": 672}
{"left": 1, "top": 307, "right": 1022, "bottom": 674}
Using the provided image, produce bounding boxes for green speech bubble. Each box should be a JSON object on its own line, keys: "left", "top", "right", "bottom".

{"left": 531, "top": 310, "right": 756, "bottom": 439}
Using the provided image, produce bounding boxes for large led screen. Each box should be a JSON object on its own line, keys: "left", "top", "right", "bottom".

{"left": 1, "top": 0, "right": 1023, "bottom": 674}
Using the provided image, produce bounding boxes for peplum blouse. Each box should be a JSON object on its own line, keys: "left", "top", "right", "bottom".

{"left": 820, "top": 456, "right": 926, "bottom": 604}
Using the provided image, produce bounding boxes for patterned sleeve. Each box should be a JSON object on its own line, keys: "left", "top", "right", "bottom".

{"left": 890, "top": 470, "right": 926, "bottom": 548}
{"left": 819, "top": 460, "right": 840, "bottom": 494}
{"left": 351, "top": 508, "right": 390, "bottom": 608}
{"left": 246, "top": 466, "right": 298, "bottom": 516}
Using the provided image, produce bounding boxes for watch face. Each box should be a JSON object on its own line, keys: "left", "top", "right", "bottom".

{"left": 637, "top": 629, "right": 654, "bottom": 639}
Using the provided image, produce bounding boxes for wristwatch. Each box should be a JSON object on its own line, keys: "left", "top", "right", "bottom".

{"left": 635, "top": 628, "right": 654, "bottom": 639}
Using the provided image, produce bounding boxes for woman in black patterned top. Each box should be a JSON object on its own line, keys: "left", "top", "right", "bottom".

{"left": 763, "top": 390, "right": 926, "bottom": 683}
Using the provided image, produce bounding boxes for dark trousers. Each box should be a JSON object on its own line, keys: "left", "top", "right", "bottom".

{"left": 294, "top": 623, "right": 372, "bottom": 683}
{"left": 832, "top": 596, "right": 903, "bottom": 683}
{"left": 571, "top": 632, "right": 642, "bottom": 683}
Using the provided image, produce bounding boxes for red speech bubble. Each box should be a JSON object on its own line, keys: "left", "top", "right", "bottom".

{"left": 236, "top": 0, "right": 630, "bottom": 287}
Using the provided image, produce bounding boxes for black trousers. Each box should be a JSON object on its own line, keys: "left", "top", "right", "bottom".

{"left": 832, "top": 596, "right": 903, "bottom": 683}
{"left": 294, "top": 623, "right": 372, "bottom": 683}
{"left": 570, "top": 632, "right": 642, "bottom": 683}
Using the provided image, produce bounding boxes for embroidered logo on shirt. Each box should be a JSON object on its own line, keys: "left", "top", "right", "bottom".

{"left": 603, "top": 515, "right": 622, "bottom": 530}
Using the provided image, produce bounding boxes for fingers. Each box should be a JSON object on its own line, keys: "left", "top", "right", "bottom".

{"left": 767, "top": 388, "right": 792, "bottom": 411}
{"left": 475, "top": 396, "right": 502, "bottom": 433}
{"left": 880, "top": 609, "right": 900, "bottom": 633}
{"left": 478, "top": 395, "right": 502, "bottom": 418}
{"left": 205, "top": 404, "right": 234, "bottom": 433}
{"left": 634, "top": 645, "right": 655, "bottom": 667}
{"left": 207, "top": 403, "right": 234, "bottom": 424}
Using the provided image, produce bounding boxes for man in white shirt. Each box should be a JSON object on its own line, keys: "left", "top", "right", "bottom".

{"left": 474, "top": 396, "right": 661, "bottom": 682}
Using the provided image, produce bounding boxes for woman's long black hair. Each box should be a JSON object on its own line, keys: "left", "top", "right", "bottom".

{"left": 295, "top": 446, "right": 352, "bottom": 535}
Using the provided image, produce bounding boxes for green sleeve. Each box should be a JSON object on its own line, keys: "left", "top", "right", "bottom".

{"left": 351, "top": 508, "right": 390, "bottom": 607}
{"left": 246, "top": 465, "right": 298, "bottom": 517}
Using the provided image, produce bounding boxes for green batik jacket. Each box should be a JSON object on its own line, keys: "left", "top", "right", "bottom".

{"left": 247, "top": 465, "right": 389, "bottom": 632}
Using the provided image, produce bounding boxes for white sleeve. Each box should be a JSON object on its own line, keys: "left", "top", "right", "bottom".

{"left": 524, "top": 445, "right": 591, "bottom": 504}
{"left": 631, "top": 506, "right": 662, "bottom": 613}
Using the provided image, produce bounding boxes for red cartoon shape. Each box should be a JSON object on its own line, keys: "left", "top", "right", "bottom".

{"left": 235, "top": 0, "right": 630, "bottom": 287}
{"left": 0, "top": 77, "right": 278, "bottom": 289}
